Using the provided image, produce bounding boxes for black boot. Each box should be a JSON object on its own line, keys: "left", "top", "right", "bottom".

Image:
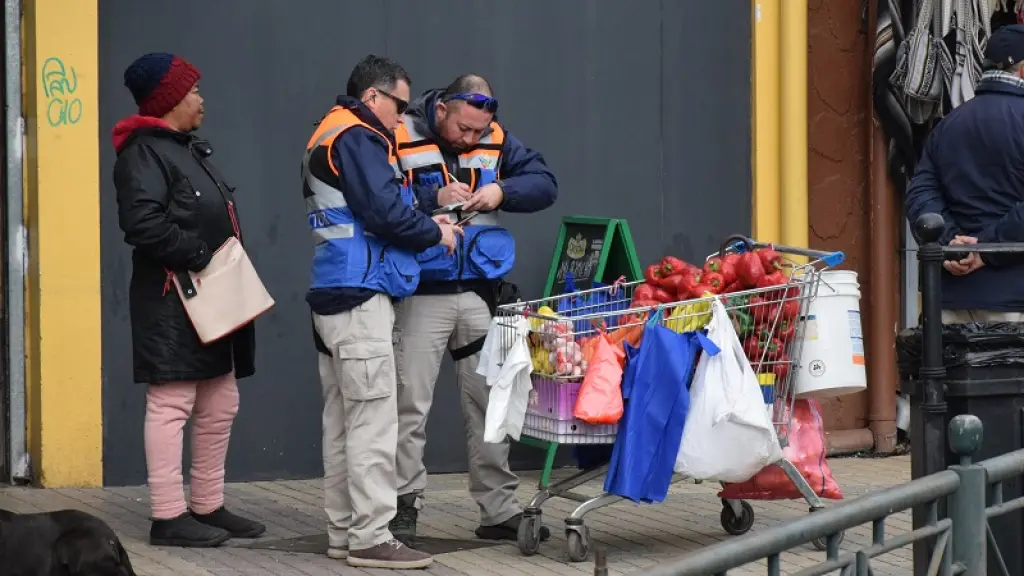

{"left": 191, "top": 506, "right": 266, "bottom": 539}
{"left": 475, "top": 513, "right": 551, "bottom": 541}
{"left": 388, "top": 494, "right": 419, "bottom": 545}
{"left": 150, "top": 512, "right": 231, "bottom": 547}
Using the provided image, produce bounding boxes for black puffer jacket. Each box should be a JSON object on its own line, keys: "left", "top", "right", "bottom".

{"left": 112, "top": 115, "right": 256, "bottom": 384}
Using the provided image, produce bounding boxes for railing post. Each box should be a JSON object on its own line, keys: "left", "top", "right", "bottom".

{"left": 948, "top": 414, "right": 986, "bottom": 574}
{"left": 912, "top": 213, "right": 949, "bottom": 575}
{"left": 594, "top": 549, "right": 608, "bottom": 576}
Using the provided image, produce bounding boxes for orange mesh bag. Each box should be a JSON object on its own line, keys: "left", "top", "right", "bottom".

{"left": 573, "top": 332, "right": 625, "bottom": 425}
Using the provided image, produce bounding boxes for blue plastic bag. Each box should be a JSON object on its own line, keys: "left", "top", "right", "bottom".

{"left": 555, "top": 272, "right": 630, "bottom": 333}
{"left": 603, "top": 309, "right": 719, "bottom": 503}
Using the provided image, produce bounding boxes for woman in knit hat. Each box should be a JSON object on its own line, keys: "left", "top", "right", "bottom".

{"left": 111, "top": 52, "right": 264, "bottom": 548}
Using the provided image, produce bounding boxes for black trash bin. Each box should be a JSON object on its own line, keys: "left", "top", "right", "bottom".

{"left": 897, "top": 322, "right": 1024, "bottom": 576}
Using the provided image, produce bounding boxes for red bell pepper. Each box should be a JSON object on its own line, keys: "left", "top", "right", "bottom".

{"left": 691, "top": 283, "right": 715, "bottom": 298}
{"left": 775, "top": 317, "right": 796, "bottom": 340}
{"left": 702, "top": 257, "right": 723, "bottom": 275}
{"left": 745, "top": 325, "right": 784, "bottom": 361}
{"left": 659, "top": 274, "right": 689, "bottom": 299}
{"left": 633, "top": 283, "right": 657, "bottom": 304}
{"left": 724, "top": 253, "right": 741, "bottom": 268}
{"left": 660, "top": 256, "right": 688, "bottom": 277}
{"left": 757, "top": 336, "right": 783, "bottom": 362}
{"left": 652, "top": 287, "right": 675, "bottom": 303}
{"left": 756, "top": 247, "right": 784, "bottom": 273}
{"left": 644, "top": 264, "right": 665, "bottom": 287}
{"left": 737, "top": 252, "right": 765, "bottom": 288}
{"left": 776, "top": 299, "right": 800, "bottom": 321}
{"left": 722, "top": 281, "right": 743, "bottom": 294}
{"left": 742, "top": 336, "right": 762, "bottom": 361}
{"left": 772, "top": 353, "right": 791, "bottom": 381}
{"left": 720, "top": 260, "right": 738, "bottom": 286}
{"left": 678, "top": 267, "right": 702, "bottom": 297}
{"left": 703, "top": 258, "right": 737, "bottom": 287}
{"left": 748, "top": 295, "right": 769, "bottom": 324}
{"left": 703, "top": 272, "right": 725, "bottom": 294}
{"left": 756, "top": 270, "right": 786, "bottom": 300}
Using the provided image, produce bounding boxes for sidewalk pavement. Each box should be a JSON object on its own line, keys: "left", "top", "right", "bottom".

{"left": 0, "top": 455, "right": 911, "bottom": 576}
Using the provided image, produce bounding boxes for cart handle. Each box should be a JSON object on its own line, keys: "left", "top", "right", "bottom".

{"left": 718, "top": 234, "right": 755, "bottom": 258}
{"left": 718, "top": 235, "right": 846, "bottom": 267}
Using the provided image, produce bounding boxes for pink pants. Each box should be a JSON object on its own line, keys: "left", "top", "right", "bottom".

{"left": 145, "top": 372, "right": 239, "bottom": 520}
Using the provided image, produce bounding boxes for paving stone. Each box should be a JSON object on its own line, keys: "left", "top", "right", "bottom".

{"left": 0, "top": 455, "right": 914, "bottom": 575}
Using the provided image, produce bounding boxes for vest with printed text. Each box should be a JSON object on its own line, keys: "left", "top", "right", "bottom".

{"left": 394, "top": 118, "right": 515, "bottom": 282}
{"left": 303, "top": 106, "right": 420, "bottom": 296}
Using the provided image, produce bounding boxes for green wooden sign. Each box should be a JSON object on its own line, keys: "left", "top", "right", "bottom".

{"left": 542, "top": 216, "right": 643, "bottom": 297}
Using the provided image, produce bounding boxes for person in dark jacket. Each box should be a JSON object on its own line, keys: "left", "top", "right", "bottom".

{"left": 906, "top": 24, "right": 1024, "bottom": 323}
{"left": 389, "top": 74, "right": 557, "bottom": 544}
{"left": 303, "top": 55, "right": 459, "bottom": 570}
{"left": 112, "top": 52, "right": 264, "bottom": 548}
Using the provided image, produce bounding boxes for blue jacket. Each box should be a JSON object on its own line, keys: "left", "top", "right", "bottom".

{"left": 305, "top": 96, "right": 441, "bottom": 316}
{"left": 906, "top": 79, "right": 1024, "bottom": 311}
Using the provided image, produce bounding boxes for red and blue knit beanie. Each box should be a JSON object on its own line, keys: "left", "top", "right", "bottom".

{"left": 123, "top": 52, "right": 201, "bottom": 118}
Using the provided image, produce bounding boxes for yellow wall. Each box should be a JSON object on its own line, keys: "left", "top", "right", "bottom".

{"left": 752, "top": 0, "right": 781, "bottom": 243}
{"left": 779, "top": 0, "right": 809, "bottom": 255}
{"left": 21, "top": 0, "right": 102, "bottom": 487}
{"left": 752, "top": 0, "right": 808, "bottom": 262}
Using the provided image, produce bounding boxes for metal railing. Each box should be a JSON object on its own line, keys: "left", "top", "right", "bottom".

{"left": 615, "top": 414, "right": 1024, "bottom": 575}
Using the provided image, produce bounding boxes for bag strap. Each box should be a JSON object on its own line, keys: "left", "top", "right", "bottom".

{"left": 646, "top": 307, "right": 664, "bottom": 327}
{"left": 450, "top": 336, "right": 486, "bottom": 362}
{"left": 189, "top": 141, "right": 242, "bottom": 239}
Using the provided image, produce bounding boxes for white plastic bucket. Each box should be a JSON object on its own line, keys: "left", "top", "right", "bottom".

{"left": 793, "top": 270, "right": 867, "bottom": 399}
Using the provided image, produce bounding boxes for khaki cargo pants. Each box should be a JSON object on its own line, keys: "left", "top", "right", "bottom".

{"left": 394, "top": 292, "right": 521, "bottom": 525}
{"left": 315, "top": 293, "right": 399, "bottom": 551}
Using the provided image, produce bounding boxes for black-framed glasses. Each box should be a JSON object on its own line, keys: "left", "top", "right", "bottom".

{"left": 443, "top": 93, "right": 499, "bottom": 113}
{"left": 376, "top": 88, "right": 409, "bottom": 114}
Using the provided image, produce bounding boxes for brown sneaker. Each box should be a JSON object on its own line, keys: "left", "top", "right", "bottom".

{"left": 347, "top": 538, "right": 433, "bottom": 569}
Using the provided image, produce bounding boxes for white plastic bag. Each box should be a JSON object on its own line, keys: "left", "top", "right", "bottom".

{"left": 675, "top": 298, "right": 783, "bottom": 482}
{"left": 478, "top": 316, "right": 534, "bottom": 443}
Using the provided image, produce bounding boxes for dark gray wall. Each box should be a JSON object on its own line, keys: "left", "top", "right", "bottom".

{"left": 99, "top": 0, "right": 751, "bottom": 485}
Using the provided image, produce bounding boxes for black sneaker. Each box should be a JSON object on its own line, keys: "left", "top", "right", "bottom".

{"left": 150, "top": 512, "right": 231, "bottom": 547}
{"left": 388, "top": 494, "right": 419, "bottom": 544}
{"left": 474, "top": 513, "right": 551, "bottom": 541}
{"left": 191, "top": 506, "right": 266, "bottom": 539}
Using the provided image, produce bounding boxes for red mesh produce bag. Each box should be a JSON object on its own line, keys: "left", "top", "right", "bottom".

{"left": 717, "top": 398, "right": 843, "bottom": 500}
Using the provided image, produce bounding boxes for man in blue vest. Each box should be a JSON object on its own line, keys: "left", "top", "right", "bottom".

{"left": 304, "top": 54, "right": 461, "bottom": 570}
{"left": 390, "top": 74, "right": 557, "bottom": 543}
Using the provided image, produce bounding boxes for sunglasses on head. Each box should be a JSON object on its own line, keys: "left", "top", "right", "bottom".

{"left": 376, "top": 88, "right": 409, "bottom": 114}
{"left": 443, "top": 93, "right": 499, "bottom": 113}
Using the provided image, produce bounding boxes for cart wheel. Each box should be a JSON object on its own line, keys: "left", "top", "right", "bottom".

{"left": 566, "top": 527, "right": 591, "bottom": 563}
{"left": 812, "top": 529, "right": 844, "bottom": 551}
{"left": 720, "top": 501, "right": 755, "bottom": 536}
{"left": 517, "top": 514, "right": 542, "bottom": 556}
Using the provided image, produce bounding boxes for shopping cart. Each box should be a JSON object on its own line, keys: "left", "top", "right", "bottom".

{"left": 495, "top": 237, "right": 847, "bottom": 562}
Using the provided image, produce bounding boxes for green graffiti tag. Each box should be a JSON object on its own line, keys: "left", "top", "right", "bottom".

{"left": 41, "top": 57, "right": 82, "bottom": 127}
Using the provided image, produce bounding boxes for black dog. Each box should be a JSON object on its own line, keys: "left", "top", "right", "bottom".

{"left": 0, "top": 509, "right": 137, "bottom": 575}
